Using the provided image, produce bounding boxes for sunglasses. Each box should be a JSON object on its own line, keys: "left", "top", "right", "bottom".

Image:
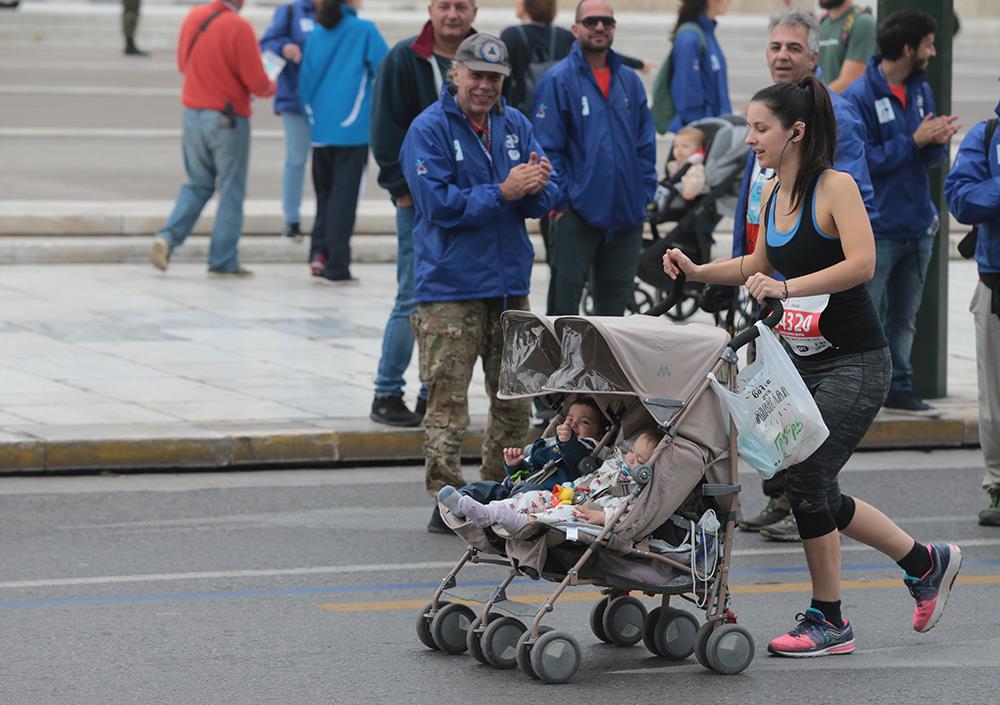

{"left": 580, "top": 15, "right": 616, "bottom": 29}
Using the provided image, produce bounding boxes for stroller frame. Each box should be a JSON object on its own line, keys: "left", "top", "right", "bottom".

{"left": 417, "top": 281, "right": 785, "bottom": 682}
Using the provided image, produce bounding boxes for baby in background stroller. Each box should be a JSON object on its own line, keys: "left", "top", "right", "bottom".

{"left": 662, "top": 126, "right": 708, "bottom": 204}
{"left": 438, "top": 429, "right": 663, "bottom": 532}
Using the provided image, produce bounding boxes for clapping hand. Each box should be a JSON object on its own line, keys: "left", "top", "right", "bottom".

{"left": 503, "top": 446, "right": 525, "bottom": 467}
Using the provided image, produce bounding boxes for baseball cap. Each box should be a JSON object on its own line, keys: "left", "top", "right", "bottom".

{"left": 455, "top": 33, "right": 511, "bottom": 77}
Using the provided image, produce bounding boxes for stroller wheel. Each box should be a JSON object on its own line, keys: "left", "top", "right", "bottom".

{"left": 529, "top": 631, "right": 582, "bottom": 684}
{"left": 694, "top": 621, "right": 714, "bottom": 669}
{"left": 705, "top": 624, "right": 755, "bottom": 675}
{"left": 644, "top": 606, "right": 699, "bottom": 659}
{"left": 602, "top": 595, "right": 647, "bottom": 647}
{"left": 481, "top": 616, "right": 526, "bottom": 669}
{"left": 466, "top": 616, "right": 489, "bottom": 665}
{"left": 430, "top": 602, "right": 475, "bottom": 655}
{"left": 589, "top": 596, "right": 612, "bottom": 643}
{"left": 515, "top": 626, "right": 553, "bottom": 679}
{"left": 416, "top": 601, "right": 444, "bottom": 650}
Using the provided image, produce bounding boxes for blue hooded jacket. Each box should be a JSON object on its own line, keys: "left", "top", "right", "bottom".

{"left": 259, "top": 0, "right": 317, "bottom": 115}
{"left": 945, "top": 102, "right": 1000, "bottom": 275}
{"left": 530, "top": 43, "right": 657, "bottom": 233}
{"left": 732, "top": 88, "right": 876, "bottom": 258}
{"left": 298, "top": 6, "right": 388, "bottom": 146}
{"left": 668, "top": 13, "right": 732, "bottom": 132}
{"left": 844, "top": 55, "right": 947, "bottom": 240}
{"left": 402, "top": 87, "right": 559, "bottom": 303}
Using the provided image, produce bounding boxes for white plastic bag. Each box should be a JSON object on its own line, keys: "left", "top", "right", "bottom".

{"left": 708, "top": 322, "right": 829, "bottom": 478}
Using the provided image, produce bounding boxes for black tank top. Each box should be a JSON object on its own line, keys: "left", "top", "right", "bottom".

{"left": 764, "top": 173, "right": 887, "bottom": 360}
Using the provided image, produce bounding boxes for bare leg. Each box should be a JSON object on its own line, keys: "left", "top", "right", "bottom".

{"left": 802, "top": 531, "right": 842, "bottom": 602}
{"left": 841, "top": 498, "right": 914, "bottom": 561}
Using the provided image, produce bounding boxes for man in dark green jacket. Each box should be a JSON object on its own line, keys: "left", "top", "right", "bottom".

{"left": 368, "top": 1, "right": 476, "bottom": 502}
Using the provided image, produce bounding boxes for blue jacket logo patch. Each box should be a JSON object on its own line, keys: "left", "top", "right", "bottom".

{"left": 535, "top": 103, "right": 546, "bottom": 119}
{"left": 415, "top": 159, "right": 428, "bottom": 176}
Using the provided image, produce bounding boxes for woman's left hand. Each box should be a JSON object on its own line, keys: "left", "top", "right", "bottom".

{"left": 745, "top": 272, "right": 785, "bottom": 303}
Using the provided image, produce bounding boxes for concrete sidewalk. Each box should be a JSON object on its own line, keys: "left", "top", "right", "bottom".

{"left": 0, "top": 260, "right": 982, "bottom": 474}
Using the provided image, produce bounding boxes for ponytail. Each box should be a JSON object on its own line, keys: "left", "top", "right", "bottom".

{"left": 316, "top": 0, "right": 345, "bottom": 29}
{"left": 672, "top": 0, "right": 707, "bottom": 38}
{"left": 750, "top": 75, "right": 836, "bottom": 215}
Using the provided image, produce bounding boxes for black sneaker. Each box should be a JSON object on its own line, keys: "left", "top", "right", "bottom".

{"left": 980, "top": 488, "right": 1000, "bottom": 527}
{"left": 370, "top": 395, "right": 421, "bottom": 427}
{"left": 427, "top": 505, "right": 453, "bottom": 535}
{"left": 414, "top": 396, "right": 427, "bottom": 418}
{"left": 883, "top": 390, "right": 933, "bottom": 412}
{"left": 282, "top": 222, "right": 304, "bottom": 242}
{"left": 759, "top": 513, "right": 801, "bottom": 542}
{"left": 739, "top": 495, "right": 791, "bottom": 532}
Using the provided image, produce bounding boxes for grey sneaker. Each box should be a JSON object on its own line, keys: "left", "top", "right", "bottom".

{"left": 150, "top": 237, "right": 170, "bottom": 271}
{"left": 759, "top": 512, "right": 801, "bottom": 542}
{"left": 739, "top": 495, "right": 791, "bottom": 532}
{"left": 980, "top": 488, "right": 1000, "bottom": 527}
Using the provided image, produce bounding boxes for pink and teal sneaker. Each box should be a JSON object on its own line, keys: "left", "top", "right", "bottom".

{"left": 905, "top": 542, "right": 962, "bottom": 633}
{"left": 767, "top": 608, "right": 855, "bottom": 658}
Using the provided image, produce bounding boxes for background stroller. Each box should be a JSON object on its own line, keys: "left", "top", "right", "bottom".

{"left": 416, "top": 281, "right": 785, "bottom": 683}
{"left": 582, "top": 115, "right": 752, "bottom": 330}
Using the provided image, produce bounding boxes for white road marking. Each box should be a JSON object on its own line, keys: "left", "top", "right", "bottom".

{"left": 0, "top": 85, "right": 177, "bottom": 96}
{"left": 1, "top": 538, "right": 997, "bottom": 590}
{"left": 0, "top": 128, "right": 283, "bottom": 139}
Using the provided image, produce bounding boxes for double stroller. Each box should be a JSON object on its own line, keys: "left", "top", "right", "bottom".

{"left": 415, "top": 284, "right": 784, "bottom": 683}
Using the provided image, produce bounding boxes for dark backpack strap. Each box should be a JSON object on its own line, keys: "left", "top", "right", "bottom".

{"left": 984, "top": 117, "right": 999, "bottom": 153}
{"left": 184, "top": 7, "right": 226, "bottom": 65}
{"left": 546, "top": 25, "right": 557, "bottom": 62}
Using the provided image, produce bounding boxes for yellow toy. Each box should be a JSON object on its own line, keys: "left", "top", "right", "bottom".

{"left": 549, "top": 484, "right": 575, "bottom": 508}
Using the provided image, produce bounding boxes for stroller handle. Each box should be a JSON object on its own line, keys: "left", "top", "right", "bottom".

{"left": 728, "top": 298, "right": 784, "bottom": 351}
{"left": 645, "top": 272, "right": 687, "bottom": 318}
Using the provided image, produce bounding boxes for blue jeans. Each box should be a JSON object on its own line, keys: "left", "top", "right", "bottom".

{"left": 373, "top": 204, "right": 427, "bottom": 400}
{"left": 158, "top": 108, "right": 249, "bottom": 273}
{"left": 867, "top": 234, "right": 935, "bottom": 395}
{"left": 280, "top": 112, "right": 311, "bottom": 226}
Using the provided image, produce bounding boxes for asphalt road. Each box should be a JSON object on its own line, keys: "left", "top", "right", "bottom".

{"left": 2, "top": 5, "right": 999, "bottom": 203}
{"left": 2, "top": 448, "right": 997, "bottom": 704}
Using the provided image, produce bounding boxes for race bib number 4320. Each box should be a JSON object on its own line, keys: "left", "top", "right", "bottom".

{"left": 775, "top": 294, "right": 833, "bottom": 356}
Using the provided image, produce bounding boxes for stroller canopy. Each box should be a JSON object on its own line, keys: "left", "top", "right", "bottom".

{"left": 544, "top": 315, "right": 731, "bottom": 427}
{"left": 498, "top": 311, "right": 562, "bottom": 400}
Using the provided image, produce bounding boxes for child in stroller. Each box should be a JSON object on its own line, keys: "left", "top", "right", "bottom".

{"left": 438, "top": 429, "right": 662, "bottom": 532}
{"left": 448, "top": 397, "right": 612, "bottom": 506}
{"left": 662, "top": 126, "right": 708, "bottom": 204}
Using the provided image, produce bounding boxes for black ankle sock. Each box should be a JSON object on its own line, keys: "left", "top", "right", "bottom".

{"left": 897, "top": 541, "right": 932, "bottom": 578}
{"left": 810, "top": 599, "right": 843, "bottom": 627}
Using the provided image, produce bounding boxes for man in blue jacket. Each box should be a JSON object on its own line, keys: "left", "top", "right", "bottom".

{"left": 259, "top": 0, "right": 319, "bottom": 241}
{"left": 531, "top": 0, "right": 657, "bottom": 317}
{"left": 845, "top": 11, "right": 959, "bottom": 412}
{"left": 732, "top": 9, "right": 875, "bottom": 544}
{"left": 401, "top": 33, "right": 557, "bottom": 533}
{"left": 945, "top": 100, "right": 1000, "bottom": 527}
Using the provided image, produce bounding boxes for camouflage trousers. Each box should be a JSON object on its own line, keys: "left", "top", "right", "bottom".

{"left": 414, "top": 297, "right": 530, "bottom": 496}
{"left": 123, "top": 0, "right": 140, "bottom": 39}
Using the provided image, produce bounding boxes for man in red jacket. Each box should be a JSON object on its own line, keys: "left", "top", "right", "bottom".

{"left": 152, "top": 0, "right": 275, "bottom": 277}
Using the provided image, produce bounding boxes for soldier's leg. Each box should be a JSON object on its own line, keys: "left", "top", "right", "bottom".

{"left": 414, "top": 301, "right": 479, "bottom": 496}
{"left": 122, "top": 0, "right": 139, "bottom": 40}
{"left": 479, "top": 296, "right": 530, "bottom": 482}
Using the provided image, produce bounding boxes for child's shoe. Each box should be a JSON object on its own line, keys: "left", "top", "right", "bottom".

{"left": 436, "top": 486, "right": 464, "bottom": 518}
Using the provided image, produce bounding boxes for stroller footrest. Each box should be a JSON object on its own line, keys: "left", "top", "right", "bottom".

{"left": 702, "top": 483, "right": 741, "bottom": 496}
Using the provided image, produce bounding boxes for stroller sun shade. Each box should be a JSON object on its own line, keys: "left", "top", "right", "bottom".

{"left": 497, "top": 311, "right": 563, "bottom": 400}
{"left": 544, "top": 316, "right": 732, "bottom": 427}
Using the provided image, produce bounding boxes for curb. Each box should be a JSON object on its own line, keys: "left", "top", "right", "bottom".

{"left": 0, "top": 412, "right": 980, "bottom": 475}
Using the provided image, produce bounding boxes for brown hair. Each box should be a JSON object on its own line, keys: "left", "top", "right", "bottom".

{"left": 673, "top": 0, "right": 707, "bottom": 38}
{"left": 750, "top": 75, "right": 836, "bottom": 214}
{"left": 524, "top": 0, "right": 557, "bottom": 24}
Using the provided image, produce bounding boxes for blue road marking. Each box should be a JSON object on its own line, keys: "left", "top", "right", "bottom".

{"left": 1, "top": 559, "right": 997, "bottom": 611}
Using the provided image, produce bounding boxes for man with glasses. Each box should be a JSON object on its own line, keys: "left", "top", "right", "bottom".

{"left": 531, "top": 0, "right": 657, "bottom": 317}
{"left": 369, "top": 0, "right": 477, "bottom": 434}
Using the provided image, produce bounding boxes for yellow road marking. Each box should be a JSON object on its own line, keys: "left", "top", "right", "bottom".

{"left": 317, "top": 574, "right": 1000, "bottom": 614}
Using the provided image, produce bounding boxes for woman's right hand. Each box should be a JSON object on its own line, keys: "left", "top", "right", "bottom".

{"left": 662, "top": 247, "right": 699, "bottom": 281}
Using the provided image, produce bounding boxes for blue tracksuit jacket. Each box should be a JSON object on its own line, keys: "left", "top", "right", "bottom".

{"left": 530, "top": 43, "right": 657, "bottom": 233}
{"left": 668, "top": 13, "right": 732, "bottom": 132}
{"left": 844, "top": 56, "right": 947, "bottom": 240}
{"left": 297, "top": 6, "right": 388, "bottom": 146}
{"left": 259, "top": 0, "right": 317, "bottom": 115}
{"left": 945, "top": 103, "right": 1000, "bottom": 274}
{"left": 402, "top": 87, "right": 559, "bottom": 303}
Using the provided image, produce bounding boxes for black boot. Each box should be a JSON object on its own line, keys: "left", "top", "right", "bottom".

{"left": 124, "top": 38, "right": 150, "bottom": 57}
